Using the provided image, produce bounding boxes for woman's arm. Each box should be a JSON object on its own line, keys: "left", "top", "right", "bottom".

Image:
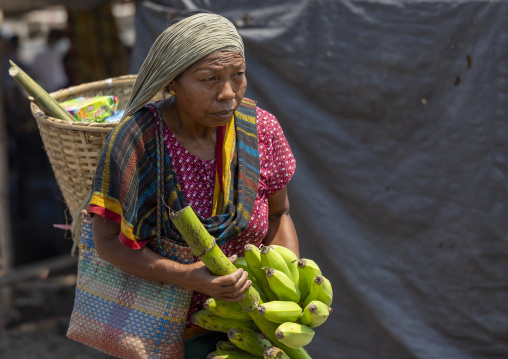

{"left": 92, "top": 215, "right": 251, "bottom": 302}
{"left": 263, "top": 187, "right": 300, "bottom": 257}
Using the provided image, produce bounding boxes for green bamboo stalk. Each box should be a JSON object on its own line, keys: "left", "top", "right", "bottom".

{"left": 169, "top": 206, "right": 312, "bottom": 359}
{"left": 8, "top": 60, "right": 75, "bottom": 122}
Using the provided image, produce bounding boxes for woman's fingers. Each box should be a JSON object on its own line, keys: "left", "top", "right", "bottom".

{"left": 212, "top": 268, "right": 251, "bottom": 302}
{"left": 220, "top": 276, "right": 253, "bottom": 302}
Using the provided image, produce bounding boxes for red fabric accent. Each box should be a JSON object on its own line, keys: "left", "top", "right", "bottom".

{"left": 88, "top": 204, "right": 123, "bottom": 224}
{"left": 88, "top": 204, "right": 148, "bottom": 249}
{"left": 215, "top": 125, "right": 226, "bottom": 194}
{"left": 119, "top": 232, "right": 148, "bottom": 249}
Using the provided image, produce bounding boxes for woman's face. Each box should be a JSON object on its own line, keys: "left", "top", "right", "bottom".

{"left": 170, "top": 51, "right": 247, "bottom": 128}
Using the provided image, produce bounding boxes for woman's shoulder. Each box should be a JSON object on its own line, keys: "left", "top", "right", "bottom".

{"left": 255, "top": 105, "right": 285, "bottom": 141}
{"left": 104, "top": 106, "right": 157, "bottom": 148}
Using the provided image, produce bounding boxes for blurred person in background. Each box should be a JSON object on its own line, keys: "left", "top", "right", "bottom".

{"left": 31, "top": 29, "right": 69, "bottom": 93}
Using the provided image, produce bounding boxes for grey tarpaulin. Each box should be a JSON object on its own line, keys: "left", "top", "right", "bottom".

{"left": 130, "top": 1, "right": 508, "bottom": 358}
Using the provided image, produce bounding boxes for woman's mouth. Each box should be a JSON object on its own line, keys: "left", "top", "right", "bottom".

{"left": 212, "top": 110, "right": 234, "bottom": 121}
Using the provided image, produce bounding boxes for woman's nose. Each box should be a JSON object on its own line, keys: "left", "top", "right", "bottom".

{"left": 217, "top": 80, "right": 235, "bottom": 101}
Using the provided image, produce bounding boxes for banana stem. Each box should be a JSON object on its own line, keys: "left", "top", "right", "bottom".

{"left": 169, "top": 206, "right": 259, "bottom": 312}
{"left": 169, "top": 206, "right": 311, "bottom": 359}
{"left": 8, "top": 60, "right": 75, "bottom": 122}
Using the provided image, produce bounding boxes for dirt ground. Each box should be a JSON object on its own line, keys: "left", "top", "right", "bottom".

{"left": 0, "top": 264, "right": 114, "bottom": 359}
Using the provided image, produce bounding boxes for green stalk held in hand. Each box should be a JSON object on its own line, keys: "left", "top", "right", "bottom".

{"left": 169, "top": 206, "right": 311, "bottom": 359}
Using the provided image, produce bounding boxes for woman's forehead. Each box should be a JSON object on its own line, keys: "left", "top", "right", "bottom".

{"left": 189, "top": 52, "right": 245, "bottom": 73}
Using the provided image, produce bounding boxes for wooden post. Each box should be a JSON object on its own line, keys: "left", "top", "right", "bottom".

{"left": 0, "top": 38, "right": 15, "bottom": 333}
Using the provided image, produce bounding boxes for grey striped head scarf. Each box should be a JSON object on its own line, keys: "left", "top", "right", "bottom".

{"left": 122, "top": 13, "right": 244, "bottom": 119}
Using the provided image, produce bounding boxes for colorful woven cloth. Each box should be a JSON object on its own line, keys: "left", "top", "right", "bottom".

{"left": 67, "top": 213, "right": 194, "bottom": 359}
{"left": 88, "top": 98, "right": 260, "bottom": 249}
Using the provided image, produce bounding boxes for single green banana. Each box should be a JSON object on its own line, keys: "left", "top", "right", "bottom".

{"left": 228, "top": 327, "right": 273, "bottom": 357}
{"left": 204, "top": 297, "right": 252, "bottom": 321}
{"left": 206, "top": 350, "right": 261, "bottom": 359}
{"left": 296, "top": 258, "right": 322, "bottom": 303}
{"left": 299, "top": 300, "right": 331, "bottom": 328}
{"left": 263, "top": 346, "right": 290, "bottom": 359}
{"left": 244, "top": 244, "right": 263, "bottom": 268}
{"left": 260, "top": 246, "right": 294, "bottom": 282}
{"left": 257, "top": 301, "right": 303, "bottom": 323}
{"left": 190, "top": 310, "right": 256, "bottom": 333}
{"left": 216, "top": 340, "right": 241, "bottom": 351}
{"left": 275, "top": 322, "right": 315, "bottom": 348}
{"left": 302, "top": 275, "right": 333, "bottom": 307}
{"left": 245, "top": 244, "right": 279, "bottom": 302}
{"left": 270, "top": 245, "right": 300, "bottom": 286}
{"left": 266, "top": 268, "right": 301, "bottom": 303}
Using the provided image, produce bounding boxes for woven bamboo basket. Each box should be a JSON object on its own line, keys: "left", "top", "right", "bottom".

{"left": 30, "top": 75, "right": 164, "bottom": 217}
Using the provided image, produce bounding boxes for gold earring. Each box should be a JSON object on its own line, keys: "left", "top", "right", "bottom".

{"left": 169, "top": 90, "right": 176, "bottom": 96}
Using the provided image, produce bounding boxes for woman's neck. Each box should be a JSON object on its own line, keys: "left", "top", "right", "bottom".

{"left": 159, "top": 98, "right": 217, "bottom": 161}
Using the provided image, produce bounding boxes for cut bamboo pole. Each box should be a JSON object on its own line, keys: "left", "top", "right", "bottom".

{"left": 0, "top": 51, "right": 13, "bottom": 334}
{"left": 169, "top": 206, "right": 311, "bottom": 359}
{"left": 8, "top": 60, "right": 74, "bottom": 122}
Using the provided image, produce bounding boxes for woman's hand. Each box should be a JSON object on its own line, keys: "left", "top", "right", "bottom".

{"left": 182, "top": 255, "right": 252, "bottom": 302}
{"left": 92, "top": 214, "right": 252, "bottom": 301}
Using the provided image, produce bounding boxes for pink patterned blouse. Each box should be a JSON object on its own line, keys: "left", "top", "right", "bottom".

{"left": 152, "top": 105, "right": 296, "bottom": 326}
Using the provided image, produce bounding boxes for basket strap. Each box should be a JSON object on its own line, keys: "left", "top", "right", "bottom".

{"left": 155, "top": 116, "right": 166, "bottom": 253}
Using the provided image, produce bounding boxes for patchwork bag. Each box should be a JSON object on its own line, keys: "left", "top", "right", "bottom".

{"left": 66, "top": 212, "right": 194, "bottom": 359}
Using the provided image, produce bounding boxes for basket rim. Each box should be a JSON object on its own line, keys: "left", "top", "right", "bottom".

{"left": 30, "top": 74, "right": 137, "bottom": 132}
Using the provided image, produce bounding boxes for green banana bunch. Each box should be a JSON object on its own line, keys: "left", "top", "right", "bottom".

{"left": 244, "top": 244, "right": 278, "bottom": 302}
{"left": 216, "top": 340, "right": 241, "bottom": 351}
{"left": 275, "top": 322, "right": 315, "bottom": 348}
{"left": 257, "top": 300, "right": 302, "bottom": 323}
{"left": 299, "top": 300, "right": 331, "bottom": 328}
{"left": 190, "top": 310, "right": 256, "bottom": 333}
{"left": 204, "top": 297, "right": 252, "bottom": 321}
{"left": 302, "top": 275, "right": 333, "bottom": 307}
{"left": 296, "top": 259, "right": 322, "bottom": 303}
{"left": 270, "top": 245, "right": 300, "bottom": 286}
{"left": 260, "top": 246, "right": 293, "bottom": 281}
{"left": 264, "top": 346, "right": 290, "bottom": 359}
{"left": 206, "top": 350, "right": 261, "bottom": 359}
{"left": 228, "top": 327, "right": 273, "bottom": 357}
{"left": 266, "top": 268, "right": 301, "bottom": 303}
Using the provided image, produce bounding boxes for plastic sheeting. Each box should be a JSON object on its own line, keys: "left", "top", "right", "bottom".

{"left": 130, "top": 1, "right": 508, "bottom": 358}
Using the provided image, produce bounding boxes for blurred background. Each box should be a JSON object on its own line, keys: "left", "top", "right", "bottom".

{"left": 0, "top": 1, "right": 507, "bottom": 358}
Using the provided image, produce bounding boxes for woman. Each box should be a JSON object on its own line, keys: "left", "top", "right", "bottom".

{"left": 88, "top": 10, "right": 298, "bottom": 358}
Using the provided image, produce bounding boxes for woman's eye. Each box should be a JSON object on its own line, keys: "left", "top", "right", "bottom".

{"left": 234, "top": 72, "right": 245, "bottom": 78}
{"left": 202, "top": 77, "right": 216, "bottom": 82}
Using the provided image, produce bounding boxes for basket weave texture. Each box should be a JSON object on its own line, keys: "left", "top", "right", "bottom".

{"left": 30, "top": 75, "right": 163, "bottom": 216}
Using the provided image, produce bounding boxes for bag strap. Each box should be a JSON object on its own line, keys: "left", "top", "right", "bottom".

{"left": 154, "top": 115, "right": 167, "bottom": 253}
